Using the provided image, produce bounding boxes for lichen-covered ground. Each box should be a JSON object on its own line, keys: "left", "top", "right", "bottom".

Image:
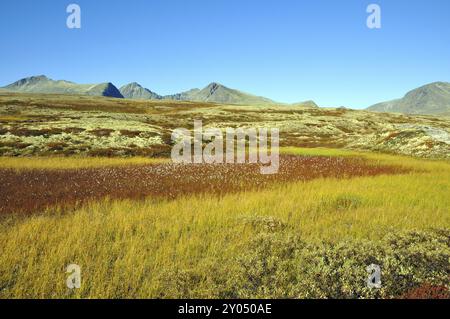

{"left": 1, "top": 92, "right": 449, "bottom": 158}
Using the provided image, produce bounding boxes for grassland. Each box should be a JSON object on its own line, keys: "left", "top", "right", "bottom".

{"left": 0, "top": 148, "right": 449, "bottom": 299}
{"left": 0, "top": 93, "right": 448, "bottom": 299}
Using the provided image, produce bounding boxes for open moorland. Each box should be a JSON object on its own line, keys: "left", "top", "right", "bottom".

{"left": 0, "top": 93, "right": 449, "bottom": 299}
{"left": 1, "top": 92, "right": 449, "bottom": 158}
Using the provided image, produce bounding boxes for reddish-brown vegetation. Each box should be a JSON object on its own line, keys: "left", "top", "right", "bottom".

{"left": 119, "top": 129, "right": 142, "bottom": 138}
{"left": 399, "top": 283, "right": 450, "bottom": 299}
{"left": 0, "top": 156, "right": 409, "bottom": 216}
{"left": 0, "top": 141, "right": 32, "bottom": 149}
{"left": 8, "top": 127, "right": 63, "bottom": 137}
{"left": 62, "top": 127, "right": 85, "bottom": 134}
{"left": 88, "top": 128, "right": 115, "bottom": 137}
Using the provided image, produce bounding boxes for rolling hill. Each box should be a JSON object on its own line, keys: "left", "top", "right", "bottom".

{"left": 368, "top": 82, "right": 450, "bottom": 115}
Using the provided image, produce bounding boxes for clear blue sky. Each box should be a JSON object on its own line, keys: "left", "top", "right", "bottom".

{"left": 0, "top": 0, "right": 449, "bottom": 108}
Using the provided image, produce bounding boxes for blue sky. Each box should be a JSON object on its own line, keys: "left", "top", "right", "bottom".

{"left": 0, "top": 0, "right": 449, "bottom": 108}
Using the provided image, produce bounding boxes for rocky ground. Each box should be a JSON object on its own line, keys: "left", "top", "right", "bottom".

{"left": 0, "top": 92, "right": 449, "bottom": 158}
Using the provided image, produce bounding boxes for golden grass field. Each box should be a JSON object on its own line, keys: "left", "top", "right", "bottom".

{"left": 0, "top": 148, "right": 449, "bottom": 299}
{"left": 0, "top": 156, "right": 167, "bottom": 170}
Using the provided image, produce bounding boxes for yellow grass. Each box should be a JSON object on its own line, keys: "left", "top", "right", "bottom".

{"left": 0, "top": 156, "right": 168, "bottom": 170}
{"left": 281, "top": 146, "right": 363, "bottom": 157}
{"left": 0, "top": 148, "right": 449, "bottom": 298}
{"left": 0, "top": 115, "right": 30, "bottom": 122}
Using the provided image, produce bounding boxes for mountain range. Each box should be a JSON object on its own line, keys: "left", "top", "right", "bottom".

{"left": 1, "top": 75, "right": 287, "bottom": 106}
{"left": 119, "top": 82, "right": 279, "bottom": 105}
{"left": 2, "top": 76, "right": 450, "bottom": 115}
{"left": 367, "top": 82, "right": 450, "bottom": 116}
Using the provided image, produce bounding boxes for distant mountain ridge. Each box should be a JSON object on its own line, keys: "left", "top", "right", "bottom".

{"left": 4, "top": 76, "right": 450, "bottom": 113}
{"left": 368, "top": 82, "right": 450, "bottom": 115}
{"left": 3, "top": 75, "right": 123, "bottom": 98}
{"left": 120, "top": 81, "right": 278, "bottom": 105}
{"left": 2, "top": 75, "right": 319, "bottom": 107}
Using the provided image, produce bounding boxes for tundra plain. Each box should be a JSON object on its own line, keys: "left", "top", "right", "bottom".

{"left": 0, "top": 92, "right": 449, "bottom": 299}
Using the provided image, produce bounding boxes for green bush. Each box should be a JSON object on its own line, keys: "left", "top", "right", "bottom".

{"left": 224, "top": 228, "right": 449, "bottom": 299}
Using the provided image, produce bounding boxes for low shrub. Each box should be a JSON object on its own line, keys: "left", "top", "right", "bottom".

{"left": 225, "top": 229, "right": 449, "bottom": 299}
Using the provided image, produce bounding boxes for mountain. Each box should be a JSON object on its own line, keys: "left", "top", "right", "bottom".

{"left": 119, "top": 82, "right": 201, "bottom": 102}
{"left": 368, "top": 82, "right": 450, "bottom": 115}
{"left": 120, "top": 81, "right": 277, "bottom": 105}
{"left": 164, "top": 88, "right": 201, "bottom": 101}
{"left": 182, "top": 82, "right": 277, "bottom": 105}
{"left": 84, "top": 83, "right": 123, "bottom": 98}
{"left": 3, "top": 75, "right": 123, "bottom": 98}
{"left": 119, "top": 82, "right": 161, "bottom": 100}
{"left": 291, "top": 100, "right": 319, "bottom": 108}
